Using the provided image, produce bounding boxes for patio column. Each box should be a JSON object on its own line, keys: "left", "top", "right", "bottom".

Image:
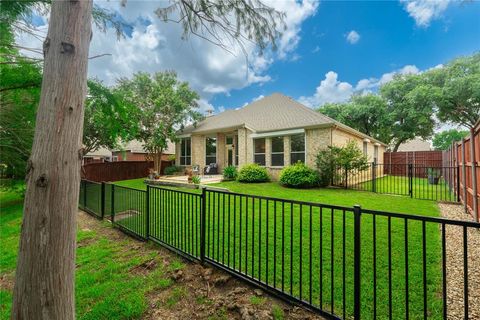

{"left": 265, "top": 138, "right": 272, "bottom": 167}
{"left": 191, "top": 135, "right": 206, "bottom": 169}
{"left": 217, "top": 133, "right": 226, "bottom": 170}
{"left": 284, "top": 135, "right": 291, "bottom": 166}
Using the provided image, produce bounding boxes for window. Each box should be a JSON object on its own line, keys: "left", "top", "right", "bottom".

{"left": 374, "top": 145, "right": 379, "bottom": 163}
{"left": 205, "top": 137, "right": 217, "bottom": 164}
{"left": 254, "top": 138, "right": 266, "bottom": 166}
{"left": 271, "top": 137, "right": 284, "bottom": 166}
{"left": 180, "top": 138, "right": 191, "bottom": 165}
{"left": 363, "top": 141, "right": 368, "bottom": 156}
{"left": 235, "top": 135, "right": 239, "bottom": 166}
{"left": 226, "top": 136, "right": 233, "bottom": 145}
{"left": 290, "top": 134, "right": 305, "bottom": 164}
{"left": 112, "top": 156, "right": 118, "bottom": 162}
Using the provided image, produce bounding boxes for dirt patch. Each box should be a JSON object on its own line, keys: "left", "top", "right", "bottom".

{"left": 77, "top": 210, "right": 323, "bottom": 319}
{"left": 0, "top": 272, "right": 14, "bottom": 292}
{"left": 438, "top": 203, "right": 480, "bottom": 320}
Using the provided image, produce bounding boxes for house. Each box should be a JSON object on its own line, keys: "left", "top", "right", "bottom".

{"left": 397, "top": 138, "right": 432, "bottom": 152}
{"left": 176, "top": 93, "right": 387, "bottom": 179}
{"left": 83, "top": 147, "right": 112, "bottom": 164}
{"left": 112, "top": 140, "right": 175, "bottom": 161}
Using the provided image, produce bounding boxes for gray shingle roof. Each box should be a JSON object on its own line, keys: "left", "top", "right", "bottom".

{"left": 181, "top": 93, "right": 334, "bottom": 134}
{"left": 180, "top": 93, "right": 387, "bottom": 146}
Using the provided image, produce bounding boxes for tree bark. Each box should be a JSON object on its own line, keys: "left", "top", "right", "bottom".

{"left": 392, "top": 139, "right": 404, "bottom": 152}
{"left": 154, "top": 151, "right": 164, "bottom": 173}
{"left": 12, "top": 1, "right": 93, "bottom": 319}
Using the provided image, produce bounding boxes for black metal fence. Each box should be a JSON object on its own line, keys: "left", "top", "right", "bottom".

{"left": 332, "top": 163, "right": 459, "bottom": 202}
{"left": 79, "top": 180, "right": 479, "bottom": 320}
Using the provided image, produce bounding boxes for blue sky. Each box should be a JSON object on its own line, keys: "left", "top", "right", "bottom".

{"left": 21, "top": 0, "right": 480, "bottom": 113}
{"left": 211, "top": 0, "right": 480, "bottom": 109}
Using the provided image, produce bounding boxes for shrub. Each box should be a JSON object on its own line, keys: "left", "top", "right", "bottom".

{"left": 315, "top": 141, "right": 369, "bottom": 187}
{"left": 279, "top": 162, "right": 320, "bottom": 188}
{"left": 191, "top": 175, "right": 201, "bottom": 185}
{"left": 237, "top": 164, "right": 270, "bottom": 183}
{"left": 223, "top": 165, "right": 238, "bottom": 180}
{"left": 164, "top": 166, "right": 180, "bottom": 175}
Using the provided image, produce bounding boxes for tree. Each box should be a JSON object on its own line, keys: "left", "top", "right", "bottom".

{"left": 380, "top": 73, "right": 437, "bottom": 151}
{"left": 318, "top": 94, "right": 392, "bottom": 144}
{"left": 116, "top": 72, "right": 201, "bottom": 172}
{"left": 11, "top": 1, "right": 93, "bottom": 318}
{"left": 83, "top": 79, "right": 137, "bottom": 155}
{"left": 432, "top": 129, "right": 469, "bottom": 150}
{"left": 426, "top": 53, "right": 480, "bottom": 128}
{"left": 11, "top": 1, "right": 284, "bottom": 318}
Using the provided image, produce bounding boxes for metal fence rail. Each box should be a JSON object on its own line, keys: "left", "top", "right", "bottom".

{"left": 79, "top": 180, "right": 479, "bottom": 319}
{"left": 332, "top": 163, "right": 458, "bottom": 202}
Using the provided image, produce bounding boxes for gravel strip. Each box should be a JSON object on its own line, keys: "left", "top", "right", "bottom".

{"left": 439, "top": 203, "right": 480, "bottom": 320}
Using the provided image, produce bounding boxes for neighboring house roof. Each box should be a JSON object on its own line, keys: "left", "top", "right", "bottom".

{"left": 397, "top": 138, "right": 432, "bottom": 152}
{"left": 180, "top": 93, "right": 387, "bottom": 146}
{"left": 85, "top": 147, "right": 112, "bottom": 158}
{"left": 113, "top": 140, "right": 175, "bottom": 154}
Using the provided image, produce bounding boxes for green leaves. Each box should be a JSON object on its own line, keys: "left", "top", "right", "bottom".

{"left": 432, "top": 129, "right": 469, "bottom": 151}
{"left": 114, "top": 71, "right": 201, "bottom": 155}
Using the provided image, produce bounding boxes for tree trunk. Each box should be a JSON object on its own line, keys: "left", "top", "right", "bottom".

{"left": 154, "top": 152, "right": 164, "bottom": 173}
{"left": 12, "top": 1, "right": 93, "bottom": 319}
{"left": 392, "top": 140, "right": 404, "bottom": 152}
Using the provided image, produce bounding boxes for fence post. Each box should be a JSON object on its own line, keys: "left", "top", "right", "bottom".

{"left": 111, "top": 184, "right": 115, "bottom": 223}
{"left": 101, "top": 182, "right": 105, "bottom": 219}
{"left": 146, "top": 185, "right": 150, "bottom": 239}
{"left": 345, "top": 165, "right": 348, "bottom": 189}
{"left": 353, "top": 205, "right": 362, "bottom": 320}
{"left": 470, "top": 128, "right": 478, "bottom": 221}
{"left": 456, "top": 165, "right": 461, "bottom": 203}
{"left": 408, "top": 164, "right": 413, "bottom": 198}
{"left": 461, "top": 139, "right": 467, "bottom": 213}
{"left": 371, "top": 162, "right": 377, "bottom": 193}
{"left": 200, "top": 187, "right": 207, "bottom": 263}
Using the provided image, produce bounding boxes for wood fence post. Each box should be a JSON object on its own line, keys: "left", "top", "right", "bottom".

{"left": 470, "top": 129, "right": 478, "bottom": 221}
{"left": 461, "top": 139, "right": 467, "bottom": 213}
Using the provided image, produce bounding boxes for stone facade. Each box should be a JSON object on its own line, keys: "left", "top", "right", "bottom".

{"left": 176, "top": 125, "right": 386, "bottom": 181}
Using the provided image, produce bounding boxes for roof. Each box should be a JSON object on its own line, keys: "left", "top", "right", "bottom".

{"left": 113, "top": 139, "right": 175, "bottom": 154}
{"left": 397, "top": 138, "right": 432, "bottom": 152}
{"left": 180, "top": 93, "right": 387, "bottom": 146}
{"left": 85, "top": 147, "right": 112, "bottom": 158}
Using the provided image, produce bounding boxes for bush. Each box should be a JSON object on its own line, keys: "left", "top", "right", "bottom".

{"left": 315, "top": 141, "right": 369, "bottom": 187}
{"left": 237, "top": 164, "right": 270, "bottom": 183}
{"left": 223, "top": 165, "right": 238, "bottom": 180}
{"left": 191, "top": 175, "right": 201, "bottom": 185}
{"left": 279, "top": 162, "right": 320, "bottom": 188}
{"left": 164, "top": 166, "right": 180, "bottom": 175}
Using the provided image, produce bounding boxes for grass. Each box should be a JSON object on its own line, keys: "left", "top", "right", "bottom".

{"left": 108, "top": 178, "right": 443, "bottom": 319}
{"left": 0, "top": 183, "right": 181, "bottom": 320}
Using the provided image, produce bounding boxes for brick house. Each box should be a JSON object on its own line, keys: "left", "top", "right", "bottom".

{"left": 176, "top": 93, "right": 386, "bottom": 179}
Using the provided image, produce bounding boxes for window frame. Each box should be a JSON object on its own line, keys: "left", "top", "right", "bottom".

{"left": 374, "top": 145, "right": 379, "bottom": 163}
{"left": 271, "top": 136, "right": 284, "bottom": 167}
{"left": 180, "top": 138, "right": 191, "bottom": 166}
{"left": 205, "top": 136, "right": 217, "bottom": 165}
{"left": 290, "top": 134, "right": 305, "bottom": 164}
{"left": 253, "top": 138, "right": 266, "bottom": 166}
{"left": 363, "top": 141, "right": 368, "bottom": 156}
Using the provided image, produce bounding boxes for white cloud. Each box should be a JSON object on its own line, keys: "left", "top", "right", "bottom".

{"left": 299, "top": 65, "right": 421, "bottom": 107}
{"left": 16, "top": 0, "right": 318, "bottom": 104}
{"left": 345, "top": 30, "right": 360, "bottom": 44}
{"left": 312, "top": 46, "right": 320, "bottom": 53}
{"left": 400, "top": 0, "right": 452, "bottom": 27}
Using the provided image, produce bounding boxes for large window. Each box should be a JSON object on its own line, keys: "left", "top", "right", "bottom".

{"left": 254, "top": 138, "right": 266, "bottom": 166}
{"left": 363, "top": 141, "right": 368, "bottom": 156}
{"left": 290, "top": 134, "right": 305, "bottom": 164}
{"left": 271, "top": 136, "right": 284, "bottom": 166}
{"left": 205, "top": 137, "right": 217, "bottom": 164}
{"left": 180, "top": 138, "right": 191, "bottom": 165}
{"left": 374, "top": 145, "right": 379, "bottom": 163}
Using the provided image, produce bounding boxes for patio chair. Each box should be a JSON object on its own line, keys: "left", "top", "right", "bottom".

{"left": 203, "top": 163, "right": 218, "bottom": 175}
{"left": 192, "top": 165, "right": 200, "bottom": 175}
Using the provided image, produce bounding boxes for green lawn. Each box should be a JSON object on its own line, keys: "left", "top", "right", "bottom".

{"left": 109, "top": 178, "right": 442, "bottom": 319}
{"left": 0, "top": 184, "right": 183, "bottom": 320}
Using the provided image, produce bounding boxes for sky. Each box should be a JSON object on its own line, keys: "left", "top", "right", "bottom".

{"left": 18, "top": 0, "right": 480, "bottom": 118}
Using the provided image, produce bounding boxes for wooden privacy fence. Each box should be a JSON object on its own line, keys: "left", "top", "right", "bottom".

{"left": 443, "top": 120, "right": 480, "bottom": 222}
{"left": 82, "top": 160, "right": 172, "bottom": 182}
{"left": 384, "top": 151, "right": 443, "bottom": 176}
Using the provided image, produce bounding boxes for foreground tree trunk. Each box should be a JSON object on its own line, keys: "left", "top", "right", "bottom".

{"left": 12, "top": 1, "right": 93, "bottom": 319}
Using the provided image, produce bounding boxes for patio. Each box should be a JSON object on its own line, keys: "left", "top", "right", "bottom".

{"left": 145, "top": 174, "right": 224, "bottom": 188}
